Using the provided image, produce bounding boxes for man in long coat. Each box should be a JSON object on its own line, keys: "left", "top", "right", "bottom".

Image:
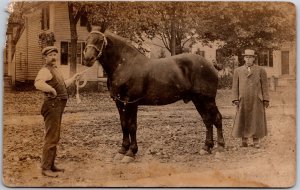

{"left": 232, "top": 49, "right": 270, "bottom": 148}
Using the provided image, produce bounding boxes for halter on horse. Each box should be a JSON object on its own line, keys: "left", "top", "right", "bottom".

{"left": 83, "top": 28, "right": 225, "bottom": 161}
{"left": 84, "top": 31, "right": 107, "bottom": 61}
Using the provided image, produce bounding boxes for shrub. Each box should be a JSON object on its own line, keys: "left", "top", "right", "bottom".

{"left": 218, "top": 74, "right": 233, "bottom": 89}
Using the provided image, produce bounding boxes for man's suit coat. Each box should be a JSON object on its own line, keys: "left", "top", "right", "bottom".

{"left": 232, "top": 64, "right": 269, "bottom": 138}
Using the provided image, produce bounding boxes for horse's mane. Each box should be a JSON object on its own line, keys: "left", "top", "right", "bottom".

{"left": 104, "top": 31, "right": 146, "bottom": 57}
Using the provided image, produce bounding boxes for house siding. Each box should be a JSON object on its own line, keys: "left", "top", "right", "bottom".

{"left": 264, "top": 42, "right": 296, "bottom": 78}
{"left": 12, "top": 2, "right": 104, "bottom": 83}
{"left": 13, "top": 28, "right": 27, "bottom": 81}
{"left": 53, "top": 2, "right": 103, "bottom": 81}
{"left": 13, "top": 5, "right": 45, "bottom": 81}
{"left": 26, "top": 10, "right": 44, "bottom": 80}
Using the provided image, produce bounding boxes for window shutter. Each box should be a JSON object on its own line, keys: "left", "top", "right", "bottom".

{"left": 41, "top": 9, "right": 44, "bottom": 30}
{"left": 269, "top": 49, "right": 273, "bottom": 67}
{"left": 46, "top": 7, "right": 49, "bottom": 29}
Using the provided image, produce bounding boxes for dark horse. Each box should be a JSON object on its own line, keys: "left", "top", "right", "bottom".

{"left": 83, "top": 28, "right": 225, "bottom": 159}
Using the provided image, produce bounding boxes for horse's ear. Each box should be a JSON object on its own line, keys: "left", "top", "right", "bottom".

{"left": 92, "top": 26, "right": 102, "bottom": 32}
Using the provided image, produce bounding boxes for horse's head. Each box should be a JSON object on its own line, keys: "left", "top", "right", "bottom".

{"left": 83, "top": 29, "right": 107, "bottom": 67}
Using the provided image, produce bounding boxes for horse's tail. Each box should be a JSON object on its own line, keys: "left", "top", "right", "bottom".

{"left": 213, "top": 63, "right": 223, "bottom": 71}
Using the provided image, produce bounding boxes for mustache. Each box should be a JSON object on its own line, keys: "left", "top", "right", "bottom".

{"left": 51, "top": 58, "right": 56, "bottom": 62}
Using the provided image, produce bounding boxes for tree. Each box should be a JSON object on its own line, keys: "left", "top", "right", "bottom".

{"left": 84, "top": 2, "right": 201, "bottom": 56}
{"left": 195, "top": 2, "right": 296, "bottom": 57}
{"left": 150, "top": 2, "right": 199, "bottom": 55}
{"left": 7, "top": 2, "right": 41, "bottom": 57}
{"left": 84, "top": 2, "right": 158, "bottom": 51}
{"left": 67, "top": 2, "right": 85, "bottom": 77}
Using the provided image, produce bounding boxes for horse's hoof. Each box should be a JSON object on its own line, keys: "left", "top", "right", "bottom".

{"left": 214, "top": 151, "right": 224, "bottom": 159}
{"left": 118, "top": 147, "right": 127, "bottom": 155}
{"left": 113, "top": 153, "right": 124, "bottom": 161}
{"left": 215, "top": 145, "right": 225, "bottom": 152}
{"left": 199, "top": 149, "right": 209, "bottom": 155}
{"left": 202, "top": 145, "right": 212, "bottom": 154}
{"left": 121, "top": 156, "right": 135, "bottom": 163}
{"left": 125, "top": 149, "right": 135, "bottom": 157}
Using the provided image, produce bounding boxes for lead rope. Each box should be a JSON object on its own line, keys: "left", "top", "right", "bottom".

{"left": 75, "top": 67, "right": 92, "bottom": 104}
{"left": 76, "top": 79, "right": 82, "bottom": 104}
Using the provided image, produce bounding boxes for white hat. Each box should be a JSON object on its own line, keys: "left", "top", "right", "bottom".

{"left": 242, "top": 49, "right": 257, "bottom": 57}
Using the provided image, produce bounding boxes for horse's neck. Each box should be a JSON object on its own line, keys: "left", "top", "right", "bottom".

{"left": 98, "top": 43, "right": 123, "bottom": 78}
{"left": 99, "top": 41, "right": 147, "bottom": 79}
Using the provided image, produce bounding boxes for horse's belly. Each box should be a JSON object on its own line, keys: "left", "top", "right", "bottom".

{"left": 140, "top": 85, "right": 186, "bottom": 105}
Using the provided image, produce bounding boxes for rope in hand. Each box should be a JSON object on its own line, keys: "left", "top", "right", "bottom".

{"left": 75, "top": 67, "right": 92, "bottom": 104}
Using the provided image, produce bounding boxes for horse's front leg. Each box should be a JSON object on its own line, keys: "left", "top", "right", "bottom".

{"left": 124, "top": 103, "right": 138, "bottom": 157}
{"left": 116, "top": 101, "right": 130, "bottom": 155}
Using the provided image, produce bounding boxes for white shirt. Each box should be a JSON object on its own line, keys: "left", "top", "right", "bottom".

{"left": 34, "top": 67, "right": 54, "bottom": 92}
{"left": 34, "top": 66, "right": 75, "bottom": 92}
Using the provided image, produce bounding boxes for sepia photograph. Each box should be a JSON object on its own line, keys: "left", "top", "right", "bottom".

{"left": 2, "top": 0, "right": 296, "bottom": 187}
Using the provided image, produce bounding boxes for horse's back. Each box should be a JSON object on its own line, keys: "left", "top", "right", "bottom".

{"left": 149, "top": 54, "right": 219, "bottom": 97}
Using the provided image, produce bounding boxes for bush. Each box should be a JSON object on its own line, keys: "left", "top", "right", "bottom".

{"left": 218, "top": 74, "right": 233, "bottom": 89}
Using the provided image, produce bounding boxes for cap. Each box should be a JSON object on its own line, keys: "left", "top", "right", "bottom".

{"left": 42, "top": 46, "right": 58, "bottom": 56}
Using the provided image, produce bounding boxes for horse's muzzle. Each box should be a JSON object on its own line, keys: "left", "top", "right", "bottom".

{"left": 82, "top": 57, "right": 96, "bottom": 67}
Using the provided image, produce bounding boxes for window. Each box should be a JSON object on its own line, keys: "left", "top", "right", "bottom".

{"left": 77, "top": 42, "right": 86, "bottom": 65}
{"left": 41, "top": 7, "right": 50, "bottom": 30}
{"left": 60, "top": 42, "right": 86, "bottom": 65}
{"left": 195, "top": 48, "right": 205, "bottom": 58}
{"left": 257, "top": 49, "right": 273, "bottom": 67}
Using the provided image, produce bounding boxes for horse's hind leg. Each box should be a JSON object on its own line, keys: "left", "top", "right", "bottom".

{"left": 192, "top": 95, "right": 225, "bottom": 153}
{"left": 214, "top": 107, "right": 225, "bottom": 148}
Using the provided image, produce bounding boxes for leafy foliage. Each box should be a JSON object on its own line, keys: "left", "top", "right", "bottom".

{"left": 82, "top": 2, "right": 294, "bottom": 57}
{"left": 197, "top": 2, "right": 296, "bottom": 55}
{"left": 38, "top": 32, "right": 56, "bottom": 49}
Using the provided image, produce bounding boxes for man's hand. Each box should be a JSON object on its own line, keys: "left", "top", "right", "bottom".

{"left": 49, "top": 88, "right": 57, "bottom": 98}
{"left": 72, "top": 73, "right": 82, "bottom": 82}
{"left": 65, "top": 73, "right": 83, "bottom": 88}
{"left": 232, "top": 100, "right": 239, "bottom": 106}
{"left": 75, "top": 73, "right": 81, "bottom": 81}
{"left": 263, "top": 100, "right": 269, "bottom": 108}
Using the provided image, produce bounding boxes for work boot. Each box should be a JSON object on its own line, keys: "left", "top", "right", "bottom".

{"left": 241, "top": 137, "right": 248, "bottom": 147}
{"left": 42, "top": 169, "right": 58, "bottom": 177}
{"left": 51, "top": 165, "right": 65, "bottom": 172}
{"left": 253, "top": 137, "right": 260, "bottom": 148}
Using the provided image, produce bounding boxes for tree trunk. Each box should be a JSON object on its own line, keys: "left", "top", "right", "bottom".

{"left": 170, "top": 14, "right": 176, "bottom": 56}
{"left": 68, "top": 3, "right": 78, "bottom": 77}
{"left": 69, "top": 26, "right": 77, "bottom": 77}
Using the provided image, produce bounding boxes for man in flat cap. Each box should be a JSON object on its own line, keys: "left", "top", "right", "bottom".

{"left": 232, "top": 49, "right": 270, "bottom": 148}
{"left": 35, "top": 46, "right": 81, "bottom": 177}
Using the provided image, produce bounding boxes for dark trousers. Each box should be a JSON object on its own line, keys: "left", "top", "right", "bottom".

{"left": 41, "top": 98, "right": 67, "bottom": 170}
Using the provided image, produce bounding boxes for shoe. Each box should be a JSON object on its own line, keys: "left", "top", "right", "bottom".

{"left": 42, "top": 169, "right": 58, "bottom": 177}
{"left": 253, "top": 143, "right": 260, "bottom": 149}
{"left": 241, "top": 142, "right": 248, "bottom": 147}
{"left": 51, "top": 165, "right": 65, "bottom": 172}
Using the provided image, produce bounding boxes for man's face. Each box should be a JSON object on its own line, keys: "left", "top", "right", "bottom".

{"left": 244, "top": 55, "right": 255, "bottom": 66}
{"left": 45, "top": 52, "right": 57, "bottom": 65}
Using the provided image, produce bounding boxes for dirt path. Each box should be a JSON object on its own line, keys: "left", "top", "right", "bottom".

{"left": 2, "top": 90, "right": 296, "bottom": 187}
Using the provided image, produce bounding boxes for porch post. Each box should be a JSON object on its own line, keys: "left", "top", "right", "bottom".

{"left": 7, "top": 33, "right": 15, "bottom": 86}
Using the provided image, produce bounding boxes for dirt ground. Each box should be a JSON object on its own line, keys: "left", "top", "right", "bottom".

{"left": 2, "top": 88, "right": 296, "bottom": 187}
